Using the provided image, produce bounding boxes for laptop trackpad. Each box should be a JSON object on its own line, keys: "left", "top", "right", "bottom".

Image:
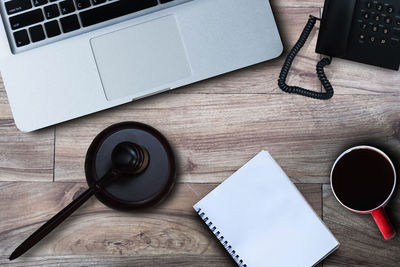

{"left": 90, "top": 15, "right": 191, "bottom": 101}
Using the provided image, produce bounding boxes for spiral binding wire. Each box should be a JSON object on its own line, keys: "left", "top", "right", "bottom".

{"left": 278, "top": 15, "right": 334, "bottom": 100}
{"left": 196, "top": 208, "right": 246, "bottom": 267}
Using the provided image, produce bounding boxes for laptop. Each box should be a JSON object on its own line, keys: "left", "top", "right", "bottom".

{"left": 0, "top": 0, "right": 282, "bottom": 132}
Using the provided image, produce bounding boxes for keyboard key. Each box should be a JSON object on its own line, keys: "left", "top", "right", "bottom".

{"left": 60, "top": 14, "right": 80, "bottom": 33}
{"left": 59, "top": 0, "right": 76, "bottom": 15}
{"left": 369, "top": 35, "right": 376, "bottom": 42}
{"left": 44, "top": 4, "right": 60, "bottom": 19}
{"left": 80, "top": 0, "right": 158, "bottom": 27}
{"left": 362, "top": 11, "right": 370, "bottom": 20}
{"left": 5, "top": 0, "right": 32, "bottom": 15}
{"left": 33, "top": 0, "right": 48, "bottom": 7}
{"left": 92, "top": 0, "right": 106, "bottom": 5}
{"left": 29, "top": 25, "right": 45, "bottom": 42}
{"left": 384, "top": 17, "right": 392, "bottom": 24}
{"left": 360, "top": 22, "right": 368, "bottom": 30}
{"left": 9, "top": 9, "right": 44, "bottom": 30}
{"left": 75, "top": 0, "right": 91, "bottom": 10}
{"left": 44, "top": 20, "right": 61, "bottom": 37}
{"left": 13, "top": 29, "right": 30, "bottom": 47}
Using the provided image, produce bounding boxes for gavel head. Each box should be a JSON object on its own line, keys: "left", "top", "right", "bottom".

{"left": 111, "top": 142, "right": 150, "bottom": 175}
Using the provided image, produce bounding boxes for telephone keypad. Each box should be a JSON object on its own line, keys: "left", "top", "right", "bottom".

{"left": 358, "top": 1, "right": 400, "bottom": 47}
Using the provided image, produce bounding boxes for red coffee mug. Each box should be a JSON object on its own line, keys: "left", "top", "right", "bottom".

{"left": 330, "top": 146, "right": 397, "bottom": 240}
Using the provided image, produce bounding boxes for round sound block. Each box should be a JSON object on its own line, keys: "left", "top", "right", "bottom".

{"left": 85, "top": 122, "right": 176, "bottom": 210}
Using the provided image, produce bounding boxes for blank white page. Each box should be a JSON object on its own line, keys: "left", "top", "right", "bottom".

{"left": 193, "top": 151, "right": 339, "bottom": 267}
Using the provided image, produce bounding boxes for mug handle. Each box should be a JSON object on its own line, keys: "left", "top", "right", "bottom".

{"left": 371, "top": 207, "right": 396, "bottom": 240}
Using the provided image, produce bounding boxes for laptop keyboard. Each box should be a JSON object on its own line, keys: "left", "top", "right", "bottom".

{"left": 1, "top": 0, "right": 188, "bottom": 53}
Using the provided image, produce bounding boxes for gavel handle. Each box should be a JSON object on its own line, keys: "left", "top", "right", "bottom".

{"left": 9, "top": 186, "right": 95, "bottom": 260}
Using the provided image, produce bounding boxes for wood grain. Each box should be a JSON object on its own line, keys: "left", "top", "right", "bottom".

{"left": 0, "top": 255, "right": 235, "bottom": 267}
{"left": 55, "top": 93, "right": 400, "bottom": 184}
{"left": 0, "top": 182, "right": 320, "bottom": 266}
{"left": 323, "top": 185, "right": 400, "bottom": 267}
{"left": 270, "top": 0, "right": 324, "bottom": 8}
{"left": 325, "top": 58, "right": 400, "bottom": 95}
{"left": 173, "top": 7, "right": 322, "bottom": 95}
{"left": 0, "top": 75, "right": 54, "bottom": 182}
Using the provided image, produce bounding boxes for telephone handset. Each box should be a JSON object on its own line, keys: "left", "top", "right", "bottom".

{"left": 279, "top": 0, "right": 400, "bottom": 99}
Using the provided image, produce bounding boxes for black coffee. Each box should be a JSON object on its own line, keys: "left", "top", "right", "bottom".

{"left": 332, "top": 148, "right": 395, "bottom": 211}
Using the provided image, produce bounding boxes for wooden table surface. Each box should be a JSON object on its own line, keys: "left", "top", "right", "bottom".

{"left": 1, "top": 0, "right": 400, "bottom": 266}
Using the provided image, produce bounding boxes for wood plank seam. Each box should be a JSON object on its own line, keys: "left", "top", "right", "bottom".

{"left": 53, "top": 127, "right": 56, "bottom": 182}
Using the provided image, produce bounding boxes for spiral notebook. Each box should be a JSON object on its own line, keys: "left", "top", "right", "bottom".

{"left": 193, "top": 151, "right": 339, "bottom": 267}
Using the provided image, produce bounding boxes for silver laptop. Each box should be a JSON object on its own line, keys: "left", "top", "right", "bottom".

{"left": 0, "top": 0, "right": 282, "bottom": 132}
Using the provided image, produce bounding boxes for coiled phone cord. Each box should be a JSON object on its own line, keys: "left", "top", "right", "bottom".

{"left": 278, "top": 15, "right": 334, "bottom": 100}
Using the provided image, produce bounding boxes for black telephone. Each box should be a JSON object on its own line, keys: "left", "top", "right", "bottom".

{"left": 278, "top": 0, "right": 400, "bottom": 99}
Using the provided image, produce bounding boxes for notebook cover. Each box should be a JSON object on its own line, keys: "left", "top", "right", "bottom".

{"left": 193, "top": 151, "right": 339, "bottom": 267}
